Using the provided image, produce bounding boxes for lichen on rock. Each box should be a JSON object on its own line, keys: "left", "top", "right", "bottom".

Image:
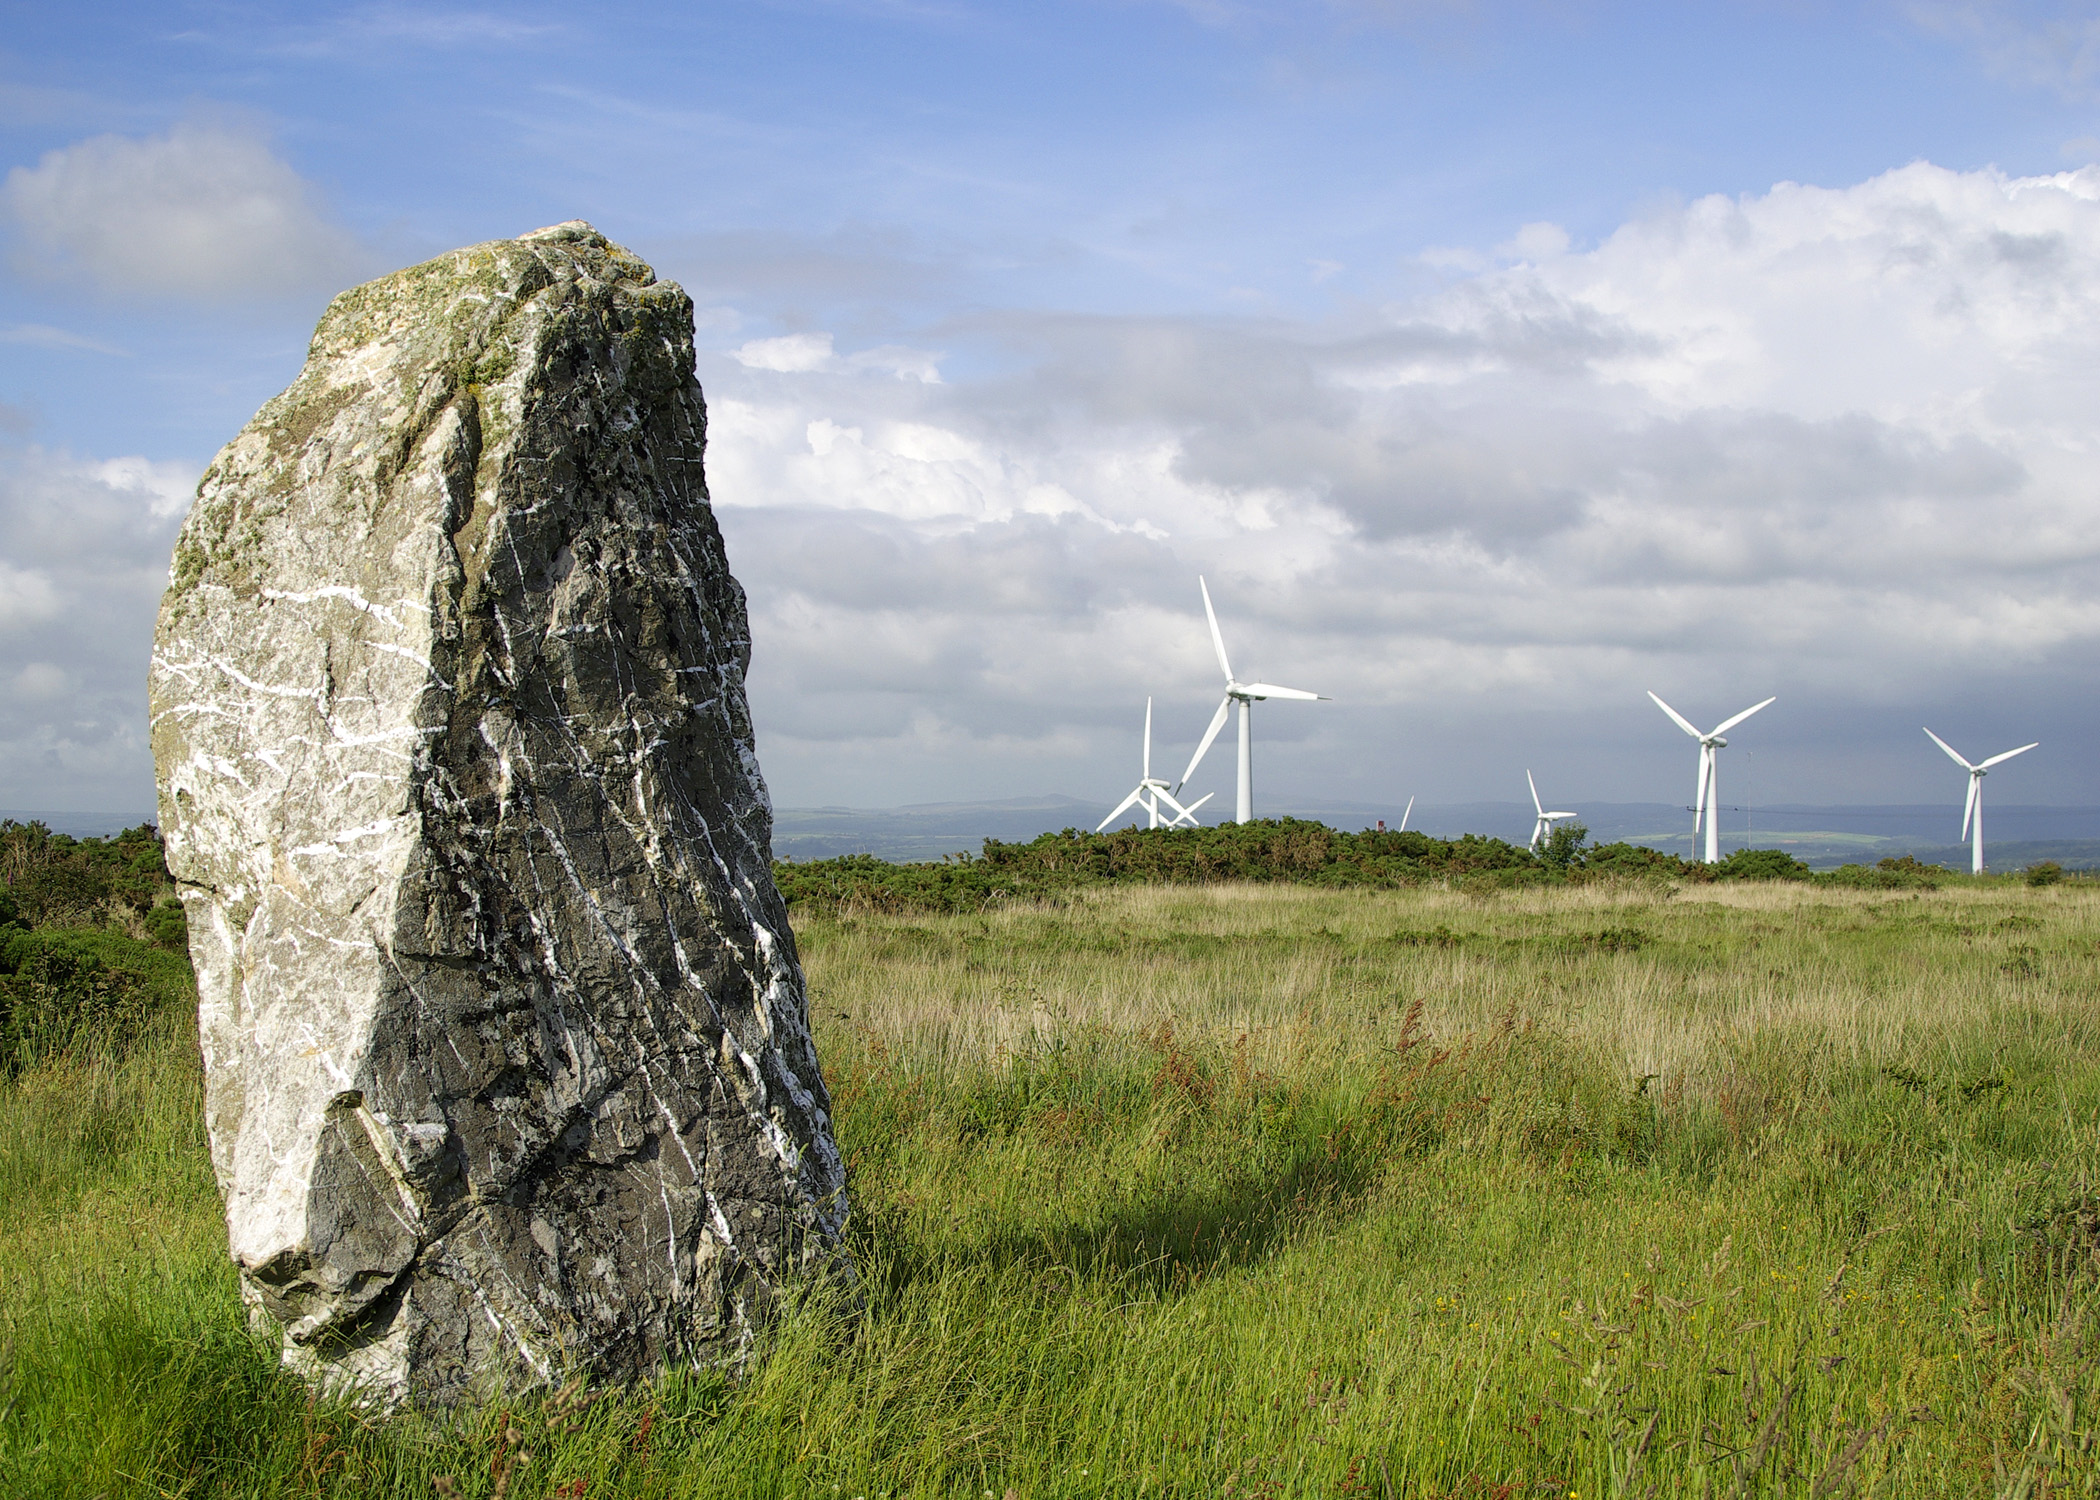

{"left": 150, "top": 221, "right": 850, "bottom": 1407}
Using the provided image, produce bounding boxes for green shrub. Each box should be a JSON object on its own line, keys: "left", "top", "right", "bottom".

{"left": 1713, "top": 846, "right": 1811, "bottom": 881}
{"left": 2027, "top": 860, "right": 2064, "bottom": 887}
{"left": 1537, "top": 821, "right": 1588, "bottom": 869}
{"left": 146, "top": 898, "right": 189, "bottom": 951}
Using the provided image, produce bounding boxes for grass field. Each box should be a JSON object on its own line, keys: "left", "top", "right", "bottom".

{"left": 4, "top": 877, "right": 2100, "bottom": 1496}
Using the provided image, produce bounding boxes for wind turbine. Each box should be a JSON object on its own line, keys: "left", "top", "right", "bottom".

{"left": 1528, "top": 771, "right": 1577, "bottom": 853}
{"left": 1175, "top": 577, "right": 1328, "bottom": 824}
{"left": 1648, "top": 691, "right": 1775, "bottom": 864}
{"left": 1923, "top": 728, "right": 2037, "bottom": 876}
{"left": 1097, "top": 698, "right": 1214, "bottom": 833}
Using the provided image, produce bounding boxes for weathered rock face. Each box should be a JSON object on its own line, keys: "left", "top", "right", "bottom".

{"left": 149, "top": 222, "right": 849, "bottom": 1407}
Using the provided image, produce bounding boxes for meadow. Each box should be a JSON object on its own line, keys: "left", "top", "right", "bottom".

{"left": 4, "top": 865, "right": 2099, "bottom": 1496}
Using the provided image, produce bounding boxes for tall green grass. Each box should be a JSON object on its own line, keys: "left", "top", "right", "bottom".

{"left": 4, "top": 880, "right": 2098, "bottom": 1496}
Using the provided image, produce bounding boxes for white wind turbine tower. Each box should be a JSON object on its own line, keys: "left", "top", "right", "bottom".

{"left": 1648, "top": 691, "right": 1776, "bottom": 864}
{"left": 1097, "top": 698, "right": 1214, "bottom": 833}
{"left": 1528, "top": 771, "right": 1577, "bottom": 853}
{"left": 1175, "top": 577, "right": 1328, "bottom": 824}
{"left": 1923, "top": 728, "right": 2037, "bottom": 876}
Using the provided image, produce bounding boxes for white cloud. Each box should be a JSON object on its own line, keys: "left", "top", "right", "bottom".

{"left": 91, "top": 455, "right": 201, "bottom": 520}
{"left": 731, "top": 330, "right": 944, "bottom": 381}
{"left": 1496, "top": 221, "right": 1569, "bottom": 261}
{"left": 733, "top": 332, "right": 839, "bottom": 374}
{"left": 1, "top": 119, "right": 370, "bottom": 302}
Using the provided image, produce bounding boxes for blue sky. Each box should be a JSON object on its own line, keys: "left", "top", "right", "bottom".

{"left": 6, "top": 1, "right": 2100, "bottom": 819}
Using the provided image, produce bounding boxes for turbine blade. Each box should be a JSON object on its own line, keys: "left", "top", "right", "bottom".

{"left": 1199, "top": 576, "right": 1233, "bottom": 683}
{"left": 1178, "top": 696, "right": 1233, "bottom": 789}
{"left": 1961, "top": 774, "right": 1978, "bottom": 841}
{"left": 1167, "top": 790, "right": 1214, "bottom": 827}
{"left": 1693, "top": 745, "right": 1711, "bottom": 829}
{"left": 1096, "top": 785, "right": 1146, "bottom": 833}
{"left": 1710, "top": 696, "right": 1776, "bottom": 737}
{"left": 1649, "top": 691, "right": 1702, "bottom": 739}
{"left": 1399, "top": 795, "right": 1413, "bottom": 832}
{"left": 1924, "top": 727, "right": 1975, "bottom": 772}
{"left": 1153, "top": 785, "right": 1193, "bottom": 821}
{"left": 1239, "top": 682, "right": 1326, "bottom": 701}
{"left": 1548, "top": 811, "right": 1577, "bottom": 819}
{"left": 1980, "top": 741, "right": 2039, "bottom": 769}
{"left": 1142, "top": 697, "right": 1152, "bottom": 781}
{"left": 1528, "top": 769, "right": 1543, "bottom": 817}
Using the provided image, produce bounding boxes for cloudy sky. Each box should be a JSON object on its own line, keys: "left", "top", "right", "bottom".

{"left": 6, "top": 1, "right": 2100, "bottom": 820}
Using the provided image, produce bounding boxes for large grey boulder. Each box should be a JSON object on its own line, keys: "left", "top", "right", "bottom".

{"left": 149, "top": 222, "right": 849, "bottom": 1407}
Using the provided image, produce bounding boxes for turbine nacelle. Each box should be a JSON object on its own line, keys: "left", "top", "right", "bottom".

{"left": 1924, "top": 727, "right": 2036, "bottom": 875}
{"left": 1649, "top": 690, "right": 1775, "bottom": 864}
{"left": 1527, "top": 770, "right": 1578, "bottom": 853}
{"left": 1175, "top": 577, "right": 1328, "bottom": 823}
{"left": 1099, "top": 698, "right": 1214, "bottom": 833}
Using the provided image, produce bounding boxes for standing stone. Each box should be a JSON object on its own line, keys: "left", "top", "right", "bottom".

{"left": 150, "top": 222, "right": 849, "bottom": 1407}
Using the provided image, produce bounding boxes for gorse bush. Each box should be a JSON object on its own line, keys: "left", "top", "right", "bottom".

{"left": 0, "top": 819, "right": 174, "bottom": 929}
{"left": 1711, "top": 845, "right": 1812, "bottom": 881}
{"left": 0, "top": 926, "right": 197, "bottom": 1074}
{"left": 0, "top": 822, "right": 189, "bottom": 1072}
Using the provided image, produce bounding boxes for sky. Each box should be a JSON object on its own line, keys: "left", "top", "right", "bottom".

{"left": 6, "top": 0, "right": 2100, "bottom": 821}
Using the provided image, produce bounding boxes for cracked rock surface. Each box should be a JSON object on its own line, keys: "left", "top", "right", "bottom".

{"left": 150, "top": 221, "right": 849, "bottom": 1407}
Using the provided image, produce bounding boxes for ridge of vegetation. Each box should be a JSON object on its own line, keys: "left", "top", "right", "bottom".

{"left": 771, "top": 819, "right": 2014, "bottom": 914}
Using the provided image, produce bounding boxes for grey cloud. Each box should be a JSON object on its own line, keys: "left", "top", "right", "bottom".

{"left": 928, "top": 300, "right": 1668, "bottom": 546}
{"left": 723, "top": 505, "right": 1184, "bottom": 740}
{"left": 910, "top": 299, "right": 2038, "bottom": 581}
{"left": 0, "top": 447, "right": 197, "bottom": 812}
{"left": 730, "top": 506, "right": 1171, "bottom": 618}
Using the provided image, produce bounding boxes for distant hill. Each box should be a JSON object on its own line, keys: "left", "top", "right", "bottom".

{"left": 0, "top": 808, "right": 157, "bottom": 839}
{"left": 773, "top": 796, "right": 1104, "bottom": 863}
{"left": 776, "top": 797, "right": 2100, "bottom": 869}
